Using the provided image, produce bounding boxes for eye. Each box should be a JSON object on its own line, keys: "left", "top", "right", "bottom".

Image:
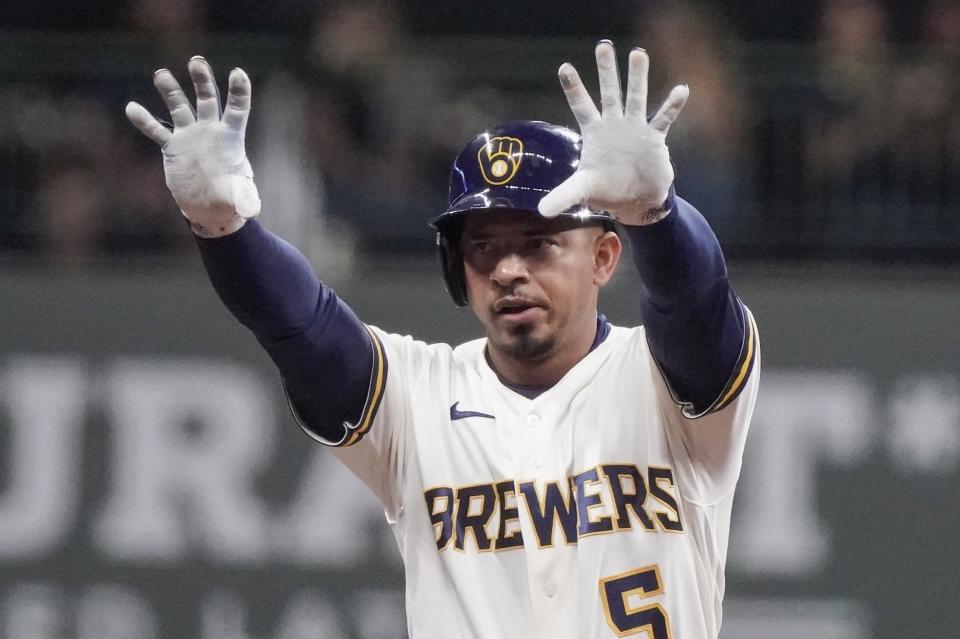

{"left": 469, "top": 240, "right": 495, "bottom": 255}
{"left": 525, "top": 237, "right": 553, "bottom": 251}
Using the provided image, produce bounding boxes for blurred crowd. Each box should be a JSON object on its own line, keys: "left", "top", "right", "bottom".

{"left": 0, "top": 0, "right": 958, "bottom": 265}
{"left": 788, "top": 0, "right": 960, "bottom": 252}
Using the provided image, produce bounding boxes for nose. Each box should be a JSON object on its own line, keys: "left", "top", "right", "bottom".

{"left": 491, "top": 252, "right": 529, "bottom": 287}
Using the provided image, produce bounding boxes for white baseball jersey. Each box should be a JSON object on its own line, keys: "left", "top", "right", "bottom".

{"left": 308, "top": 309, "right": 759, "bottom": 639}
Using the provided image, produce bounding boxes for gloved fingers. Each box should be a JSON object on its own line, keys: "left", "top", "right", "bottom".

{"left": 624, "top": 48, "right": 649, "bottom": 120}
{"left": 595, "top": 40, "right": 623, "bottom": 119}
{"left": 222, "top": 68, "right": 252, "bottom": 132}
{"left": 125, "top": 101, "right": 172, "bottom": 146}
{"left": 649, "top": 84, "right": 689, "bottom": 134}
{"left": 538, "top": 172, "right": 588, "bottom": 218}
{"left": 188, "top": 56, "right": 222, "bottom": 123}
{"left": 558, "top": 63, "right": 600, "bottom": 129}
{"left": 153, "top": 69, "right": 196, "bottom": 129}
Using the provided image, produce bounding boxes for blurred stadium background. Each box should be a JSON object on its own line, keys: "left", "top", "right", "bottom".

{"left": 0, "top": 0, "right": 958, "bottom": 637}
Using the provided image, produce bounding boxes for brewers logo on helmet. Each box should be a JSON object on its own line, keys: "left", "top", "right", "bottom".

{"left": 478, "top": 136, "right": 524, "bottom": 185}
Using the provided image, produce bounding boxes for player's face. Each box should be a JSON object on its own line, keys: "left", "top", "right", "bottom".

{"left": 461, "top": 210, "right": 621, "bottom": 382}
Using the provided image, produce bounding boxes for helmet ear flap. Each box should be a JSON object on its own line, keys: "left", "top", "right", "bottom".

{"left": 436, "top": 229, "right": 468, "bottom": 307}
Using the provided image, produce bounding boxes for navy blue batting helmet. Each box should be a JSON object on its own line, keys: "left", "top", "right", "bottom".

{"left": 430, "top": 120, "right": 615, "bottom": 307}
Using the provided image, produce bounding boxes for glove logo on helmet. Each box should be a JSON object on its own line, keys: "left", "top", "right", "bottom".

{"left": 477, "top": 136, "right": 524, "bottom": 186}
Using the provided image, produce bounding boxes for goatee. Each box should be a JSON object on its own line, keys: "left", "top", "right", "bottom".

{"left": 499, "top": 326, "right": 555, "bottom": 362}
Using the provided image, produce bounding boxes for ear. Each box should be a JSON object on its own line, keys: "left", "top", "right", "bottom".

{"left": 593, "top": 231, "right": 622, "bottom": 286}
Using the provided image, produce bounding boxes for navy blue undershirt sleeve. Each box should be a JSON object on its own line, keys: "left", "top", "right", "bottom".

{"left": 625, "top": 193, "right": 747, "bottom": 415}
{"left": 195, "top": 219, "right": 372, "bottom": 441}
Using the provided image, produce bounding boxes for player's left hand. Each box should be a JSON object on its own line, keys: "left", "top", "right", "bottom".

{"left": 538, "top": 41, "right": 689, "bottom": 226}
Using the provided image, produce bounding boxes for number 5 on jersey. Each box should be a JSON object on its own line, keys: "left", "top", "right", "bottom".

{"left": 599, "top": 564, "right": 672, "bottom": 638}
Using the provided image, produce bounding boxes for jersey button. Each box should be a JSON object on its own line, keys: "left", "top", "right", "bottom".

{"left": 530, "top": 456, "right": 542, "bottom": 469}
{"left": 525, "top": 414, "right": 541, "bottom": 427}
{"left": 543, "top": 580, "right": 557, "bottom": 597}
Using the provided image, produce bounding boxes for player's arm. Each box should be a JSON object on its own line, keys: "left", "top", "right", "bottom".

{"left": 195, "top": 219, "right": 383, "bottom": 445}
{"left": 539, "top": 41, "right": 755, "bottom": 415}
{"left": 125, "top": 57, "right": 380, "bottom": 445}
{"left": 624, "top": 193, "right": 751, "bottom": 416}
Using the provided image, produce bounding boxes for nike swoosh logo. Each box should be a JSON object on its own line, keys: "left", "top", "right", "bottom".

{"left": 450, "top": 402, "right": 495, "bottom": 422}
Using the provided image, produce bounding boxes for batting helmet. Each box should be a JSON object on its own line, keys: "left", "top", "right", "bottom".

{"left": 429, "top": 120, "right": 616, "bottom": 307}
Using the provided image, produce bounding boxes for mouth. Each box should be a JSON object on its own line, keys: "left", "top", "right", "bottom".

{"left": 494, "top": 297, "right": 544, "bottom": 324}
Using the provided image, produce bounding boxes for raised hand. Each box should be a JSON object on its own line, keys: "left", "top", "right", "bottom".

{"left": 126, "top": 56, "right": 260, "bottom": 237}
{"left": 538, "top": 41, "right": 688, "bottom": 226}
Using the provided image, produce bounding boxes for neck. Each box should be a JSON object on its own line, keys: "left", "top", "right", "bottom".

{"left": 486, "top": 313, "right": 599, "bottom": 389}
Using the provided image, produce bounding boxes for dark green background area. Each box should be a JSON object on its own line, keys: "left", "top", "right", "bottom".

{"left": 1, "top": 257, "right": 958, "bottom": 638}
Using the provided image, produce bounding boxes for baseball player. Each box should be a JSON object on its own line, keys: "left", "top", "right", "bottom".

{"left": 127, "top": 40, "right": 759, "bottom": 639}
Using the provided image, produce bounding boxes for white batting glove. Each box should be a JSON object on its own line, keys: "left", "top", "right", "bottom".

{"left": 538, "top": 41, "right": 689, "bottom": 226}
{"left": 125, "top": 56, "right": 261, "bottom": 237}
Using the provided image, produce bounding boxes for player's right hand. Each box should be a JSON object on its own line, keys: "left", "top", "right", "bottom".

{"left": 125, "top": 57, "right": 261, "bottom": 237}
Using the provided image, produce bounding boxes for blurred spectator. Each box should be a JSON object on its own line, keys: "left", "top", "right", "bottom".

{"left": 0, "top": 0, "right": 213, "bottom": 263}
{"left": 36, "top": 158, "right": 101, "bottom": 264}
{"left": 98, "top": 133, "right": 187, "bottom": 257}
{"left": 252, "top": 70, "right": 359, "bottom": 275}
{"left": 36, "top": 120, "right": 186, "bottom": 262}
{"left": 804, "top": 0, "right": 894, "bottom": 245}
{"left": 121, "top": 0, "right": 208, "bottom": 61}
{"left": 0, "top": 78, "right": 186, "bottom": 262}
{"left": 296, "top": 0, "right": 457, "bottom": 253}
{"left": 125, "top": 0, "right": 205, "bottom": 33}
{"left": 633, "top": 2, "right": 754, "bottom": 239}
{"left": 920, "top": 0, "right": 960, "bottom": 60}
{"left": 882, "top": 0, "right": 960, "bottom": 245}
